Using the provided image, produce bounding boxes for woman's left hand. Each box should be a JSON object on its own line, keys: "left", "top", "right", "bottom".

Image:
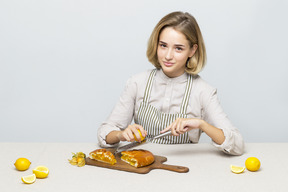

{"left": 160, "top": 118, "right": 203, "bottom": 136}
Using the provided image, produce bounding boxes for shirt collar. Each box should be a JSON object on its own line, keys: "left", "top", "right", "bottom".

{"left": 156, "top": 68, "right": 188, "bottom": 83}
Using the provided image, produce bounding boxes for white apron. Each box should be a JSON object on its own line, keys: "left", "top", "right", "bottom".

{"left": 135, "top": 69, "right": 193, "bottom": 144}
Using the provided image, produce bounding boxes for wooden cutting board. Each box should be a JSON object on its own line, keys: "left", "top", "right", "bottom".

{"left": 85, "top": 150, "right": 189, "bottom": 174}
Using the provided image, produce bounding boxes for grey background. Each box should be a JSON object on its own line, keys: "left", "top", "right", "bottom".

{"left": 1, "top": 0, "right": 287, "bottom": 142}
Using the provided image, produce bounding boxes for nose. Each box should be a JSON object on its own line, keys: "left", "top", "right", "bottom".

{"left": 165, "top": 48, "right": 173, "bottom": 60}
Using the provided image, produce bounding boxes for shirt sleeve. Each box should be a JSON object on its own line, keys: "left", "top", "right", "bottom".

{"left": 202, "top": 89, "right": 245, "bottom": 155}
{"left": 97, "top": 77, "right": 137, "bottom": 148}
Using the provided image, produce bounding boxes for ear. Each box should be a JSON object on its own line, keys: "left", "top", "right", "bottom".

{"left": 189, "top": 44, "right": 198, "bottom": 57}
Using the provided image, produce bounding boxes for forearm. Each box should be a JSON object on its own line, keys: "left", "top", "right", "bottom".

{"left": 199, "top": 120, "right": 225, "bottom": 145}
{"left": 106, "top": 130, "right": 122, "bottom": 145}
{"left": 161, "top": 118, "right": 225, "bottom": 145}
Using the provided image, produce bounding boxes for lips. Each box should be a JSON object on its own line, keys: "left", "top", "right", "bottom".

{"left": 163, "top": 61, "right": 174, "bottom": 67}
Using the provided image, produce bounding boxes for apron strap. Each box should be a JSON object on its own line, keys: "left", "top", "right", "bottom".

{"left": 179, "top": 74, "right": 193, "bottom": 114}
{"left": 143, "top": 69, "right": 157, "bottom": 103}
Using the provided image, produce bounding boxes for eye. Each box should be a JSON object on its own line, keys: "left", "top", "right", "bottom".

{"left": 159, "top": 43, "right": 167, "bottom": 48}
{"left": 176, "top": 47, "right": 183, "bottom": 51}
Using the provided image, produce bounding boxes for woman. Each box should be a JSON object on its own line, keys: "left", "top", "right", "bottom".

{"left": 97, "top": 11, "right": 244, "bottom": 155}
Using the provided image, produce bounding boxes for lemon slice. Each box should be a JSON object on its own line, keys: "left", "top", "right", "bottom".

{"left": 21, "top": 174, "right": 36, "bottom": 184}
{"left": 230, "top": 165, "right": 245, "bottom": 174}
{"left": 33, "top": 166, "right": 49, "bottom": 178}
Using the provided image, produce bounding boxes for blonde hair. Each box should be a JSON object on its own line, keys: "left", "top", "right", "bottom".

{"left": 146, "top": 11, "right": 206, "bottom": 75}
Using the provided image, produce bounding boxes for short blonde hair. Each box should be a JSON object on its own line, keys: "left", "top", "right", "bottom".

{"left": 147, "top": 11, "right": 206, "bottom": 75}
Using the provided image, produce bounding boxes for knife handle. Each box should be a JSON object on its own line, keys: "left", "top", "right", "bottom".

{"left": 153, "top": 130, "right": 172, "bottom": 140}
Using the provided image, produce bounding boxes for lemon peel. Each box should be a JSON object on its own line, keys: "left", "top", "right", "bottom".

{"left": 33, "top": 166, "right": 49, "bottom": 178}
{"left": 21, "top": 174, "right": 36, "bottom": 184}
{"left": 230, "top": 165, "right": 245, "bottom": 174}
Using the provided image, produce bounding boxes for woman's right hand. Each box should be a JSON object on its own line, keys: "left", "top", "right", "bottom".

{"left": 118, "top": 124, "right": 147, "bottom": 142}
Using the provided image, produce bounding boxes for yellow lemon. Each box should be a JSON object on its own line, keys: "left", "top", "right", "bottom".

{"left": 33, "top": 166, "right": 49, "bottom": 178}
{"left": 230, "top": 165, "right": 245, "bottom": 174}
{"left": 245, "top": 157, "right": 261, "bottom": 172}
{"left": 14, "top": 158, "right": 31, "bottom": 171}
{"left": 21, "top": 174, "right": 36, "bottom": 184}
{"left": 133, "top": 129, "right": 145, "bottom": 142}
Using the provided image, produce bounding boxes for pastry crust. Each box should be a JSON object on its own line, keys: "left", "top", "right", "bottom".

{"left": 89, "top": 149, "right": 117, "bottom": 165}
{"left": 121, "top": 149, "right": 155, "bottom": 168}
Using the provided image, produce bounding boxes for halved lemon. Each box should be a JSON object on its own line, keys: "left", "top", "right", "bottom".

{"left": 33, "top": 166, "right": 49, "bottom": 178}
{"left": 230, "top": 165, "right": 245, "bottom": 174}
{"left": 21, "top": 174, "right": 36, "bottom": 184}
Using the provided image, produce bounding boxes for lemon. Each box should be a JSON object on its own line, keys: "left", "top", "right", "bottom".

{"left": 245, "top": 157, "right": 261, "bottom": 172}
{"left": 33, "top": 166, "right": 49, "bottom": 178}
{"left": 133, "top": 129, "right": 145, "bottom": 142}
{"left": 21, "top": 174, "right": 36, "bottom": 184}
{"left": 14, "top": 158, "right": 31, "bottom": 171}
{"left": 230, "top": 165, "right": 245, "bottom": 174}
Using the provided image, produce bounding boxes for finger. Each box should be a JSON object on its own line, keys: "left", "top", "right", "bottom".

{"left": 144, "top": 130, "right": 147, "bottom": 137}
{"left": 135, "top": 124, "right": 146, "bottom": 138}
{"left": 125, "top": 127, "right": 136, "bottom": 142}
{"left": 124, "top": 125, "right": 139, "bottom": 142}
{"left": 130, "top": 125, "right": 142, "bottom": 142}
{"left": 175, "top": 119, "right": 183, "bottom": 136}
{"left": 122, "top": 132, "right": 130, "bottom": 142}
{"left": 160, "top": 125, "right": 171, "bottom": 133}
{"left": 183, "top": 127, "right": 189, "bottom": 132}
{"left": 170, "top": 121, "right": 179, "bottom": 136}
{"left": 182, "top": 120, "right": 190, "bottom": 133}
{"left": 127, "top": 131, "right": 135, "bottom": 142}
{"left": 176, "top": 120, "right": 181, "bottom": 134}
{"left": 133, "top": 131, "right": 142, "bottom": 142}
{"left": 178, "top": 120, "right": 186, "bottom": 134}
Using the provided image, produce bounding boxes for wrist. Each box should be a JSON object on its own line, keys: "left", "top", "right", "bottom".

{"left": 115, "top": 130, "right": 123, "bottom": 141}
{"left": 106, "top": 130, "right": 122, "bottom": 144}
{"left": 198, "top": 119, "right": 207, "bottom": 131}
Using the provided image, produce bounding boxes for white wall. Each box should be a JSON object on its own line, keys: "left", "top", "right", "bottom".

{"left": 0, "top": 0, "right": 287, "bottom": 142}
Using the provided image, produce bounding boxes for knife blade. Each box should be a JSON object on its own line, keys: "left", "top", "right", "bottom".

{"left": 113, "top": 130, "right": 172, "bottom": 154}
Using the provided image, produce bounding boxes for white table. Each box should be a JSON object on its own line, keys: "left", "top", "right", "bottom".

{"left": 1, "top": 142, "right": 287, "bottom": 192}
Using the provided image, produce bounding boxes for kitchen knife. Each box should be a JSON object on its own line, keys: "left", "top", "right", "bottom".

{"left": 114, "top": 130, "right": 172, "bottom": 154}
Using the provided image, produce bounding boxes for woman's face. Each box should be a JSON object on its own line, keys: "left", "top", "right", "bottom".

{"left": 157, "top": 27, "right": 197, "bottom": 78}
